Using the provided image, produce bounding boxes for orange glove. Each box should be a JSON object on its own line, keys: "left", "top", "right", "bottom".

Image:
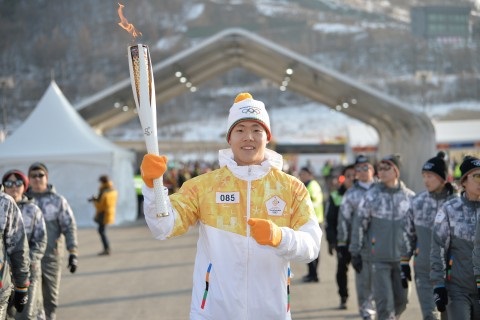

{"left": 140, "top": 154, "right": 168, "bottom": 188}
{"left": 247, "top": 218, "right": 282, "bottom": 247}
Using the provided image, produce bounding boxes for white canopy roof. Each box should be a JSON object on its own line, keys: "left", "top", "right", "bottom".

{"left": 0, "top": 81, "right": 137, "bottom": 227}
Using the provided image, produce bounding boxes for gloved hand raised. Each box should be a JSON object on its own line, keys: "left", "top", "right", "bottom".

{"left": 13, "top": 287, "right": 28, "bottom": 313}
{"left": 433, "top": 286, "right": 448, "bottom": 312}
{"left": 68, "top": 253, "right": 78, "bottom": 273}
{"left": 351, "top": 254, "right": 363, "bottom": 273}
{"left": 140, "top": 154, "right": 168, "bottom": 188}
{"left": 400, "top": 261, "right": 411, "bottom": 289}
{"left": 247, "top": 218, "right": 282, "bottom": 247}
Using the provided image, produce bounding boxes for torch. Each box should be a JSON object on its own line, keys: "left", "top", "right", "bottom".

{"left": 119, "top": 4, "right": 168, "bottom": 217}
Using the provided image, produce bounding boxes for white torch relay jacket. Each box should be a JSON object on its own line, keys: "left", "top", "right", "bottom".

{"left": 143, "top": 148, "right": 322, "bottom": 320}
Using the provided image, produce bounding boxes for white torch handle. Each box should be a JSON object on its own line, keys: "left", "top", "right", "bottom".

{"left": 144, "top": 134, "right": 169, "bottom": 218}
{"left": 128, "top": 44, "right": 168, "bottom": 217}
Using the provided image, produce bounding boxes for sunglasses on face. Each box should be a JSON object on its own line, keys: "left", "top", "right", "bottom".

{"left": 3, "top": 180, "right": 24, "bottom": 188}
{"left": 355, "top": 165, "right": 370, "bottom": 172}
{"left": 377, "top": 164, "right": 392, "bottom": 172}
{"left": 29, "top": 173, "right": 45, "bottom": 179}
{"left": 470, "top": 173, "right": 480, "bottom": 183}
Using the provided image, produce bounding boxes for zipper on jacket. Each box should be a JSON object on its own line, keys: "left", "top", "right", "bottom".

{"left": 246, "top": 178, "right": 252, "bottom": 236}
{"left": 245, "top": 171, "right": 252, "bottom": 319}
{"left": 391, "top": 193, "right": 396, "bottom": 258}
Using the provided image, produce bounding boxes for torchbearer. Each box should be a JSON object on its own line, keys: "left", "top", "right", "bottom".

{"left": 140, "top": 92, "right": 322, "bottom": 319}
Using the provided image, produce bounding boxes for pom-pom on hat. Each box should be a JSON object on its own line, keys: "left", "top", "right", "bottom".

{"left": 422, "top": 151, "right": 448, "bottom": 181}
{"left": 226, "top": 93, "right": 271, "bottom": 142}
{"left": 460, "top": 155, "right": 480, "bottom": 183}
{"left": 2, "top": 169, "right": 29, "bottom": 190}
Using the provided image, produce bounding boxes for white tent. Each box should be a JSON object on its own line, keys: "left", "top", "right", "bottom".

{"left": 0, "top": 81, "right": 137, "bottom": 227}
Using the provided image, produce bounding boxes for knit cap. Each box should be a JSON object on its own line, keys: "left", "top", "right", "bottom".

{"left": 29, "top": 162, "right": 48, "bottom": 174}
{"left": 380, "top": 153, "right": 401, "bottom": 177}
{"left": 460, "top": 155, "right": 480, "bottom": 182}
{"left": 381, "top": 154, "right": 401, "bottom": 171}
{"left": 355, "top": 154, "right": 370, "bottom": 165}
{"left": 422, "top": 151, "right": 447, "bottom": 181}
{"left": 226, "top": 93, "right": 271, "bottom": 141}
{"left": 2, "top": 169, "right": 29, "bottom": 190}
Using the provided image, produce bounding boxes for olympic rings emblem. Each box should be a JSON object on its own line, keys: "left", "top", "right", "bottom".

{"left": 240, "top": 106, "right": 261, "bottom": 114}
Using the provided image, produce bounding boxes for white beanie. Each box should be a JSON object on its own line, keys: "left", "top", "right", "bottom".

{"left": 226, "top": 93, "right": 271, "bottom": 141}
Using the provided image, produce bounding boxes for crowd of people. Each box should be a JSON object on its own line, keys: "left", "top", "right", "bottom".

{"left": 317, "top": 152, "right": 480, "bottom": 320}
{"left": 137, "top": 91, "right": 480, "bottom": 320}
{"left": 0, "top": 163, "right": 80, "bottom": 320}
{"left": 2, "top": 90, "right": 479, "bottom": 320}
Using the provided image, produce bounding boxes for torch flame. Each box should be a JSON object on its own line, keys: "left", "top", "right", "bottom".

{"left": 117, "top": 3, "right": 142, "bottom": 38}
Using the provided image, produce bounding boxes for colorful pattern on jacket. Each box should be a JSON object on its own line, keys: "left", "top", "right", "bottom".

{"left": 143, "top": 148, "right": 322, "bottom": 320}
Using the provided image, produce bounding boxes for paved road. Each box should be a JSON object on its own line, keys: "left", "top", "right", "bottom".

{"left": 56, "top": 220, "right": 422, "bottom": 319}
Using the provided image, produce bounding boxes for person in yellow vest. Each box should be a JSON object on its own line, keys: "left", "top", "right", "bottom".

{"left": 140, "top": 92, "right": 322, "bottom": 319}
{"left": 89, "top": 175, "right": 117, "bottom": 256}
{"left": 134, "top": 173, "right": 144, "bottom": 219}
{"left": 299, "top": 166, "right": 324, "bottom": 282}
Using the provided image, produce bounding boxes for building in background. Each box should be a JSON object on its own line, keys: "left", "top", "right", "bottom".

{"left": 410, "top": 5, "right": 472, "bottom": 42}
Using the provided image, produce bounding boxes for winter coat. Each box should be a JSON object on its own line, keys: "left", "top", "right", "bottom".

{"left": 143, "top": 148, "right": 322, "bottom": 320}
{"left": 405, "top": 184, "right": 457, "bottom": 274}
{"left": 431, "top": 194, "right": 479, "bottom": 294}
{"left": 27, "top": 185, "right": 78, "bottom": 258}
{"left": 339, "top": 181, "right": 375, "bottom": 259}
{"left": 16, "top": 195, "right": 47, "bottom": 265}
{"left": 350, "top": 181, "right": 415, "bottom": 262}
{"left": 93, "top": 181, "right": 117, "bottom": 225}
{"left": 0, "top": 193, "right": 30, "bottom": 291}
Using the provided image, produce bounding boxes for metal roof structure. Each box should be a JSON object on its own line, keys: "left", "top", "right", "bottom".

{"left": 75, "top": 28, "right": 435, "bottom": 191}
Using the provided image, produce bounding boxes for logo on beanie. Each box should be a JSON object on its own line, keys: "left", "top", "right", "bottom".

{"left": 423, "top": 162, "right": 434, "bottom": 170}
{"left": 472, "top": 160, "right": 480, "bottom": 167}
{"left": 240, "top": 106, "right": 262, "bottom": 115}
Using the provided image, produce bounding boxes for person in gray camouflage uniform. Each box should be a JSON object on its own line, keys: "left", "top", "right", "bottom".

{"left": 0, "top": 192, "right": 30, "bottom": 318}
{"left": 404, "top": 153, "right": 457, "bottom": 320}
{"left": 3, "top": 169, "right": 47, "bottom": 320}
{"left": 431, "top": 155, "right": 480, "bottom": 319}
{"left": 470, "top": 156, "right": 480, "bottom": 311}
{"left": 350, "top": 154, "right": 415, "bottom": 320}
{"left": 339, "top": 155, "right": 376, "bottom": 320}
{"left": 25, "top": 163, "right": 78, "bottom": 320}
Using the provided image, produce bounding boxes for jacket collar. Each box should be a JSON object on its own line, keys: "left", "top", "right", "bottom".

{"left": 218, "top": 148, "right": 283, "bottom": 181}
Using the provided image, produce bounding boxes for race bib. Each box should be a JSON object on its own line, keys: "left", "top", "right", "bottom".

{"left": 216, "top": 192, "right": 240, "bottom": 204}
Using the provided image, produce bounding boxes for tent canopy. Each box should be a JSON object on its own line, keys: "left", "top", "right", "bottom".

{"left": 76, "top": 28, "right": 435, "bottom": 191}
{"left": 0, "top": 81, "right": 136, "bottom": 227}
